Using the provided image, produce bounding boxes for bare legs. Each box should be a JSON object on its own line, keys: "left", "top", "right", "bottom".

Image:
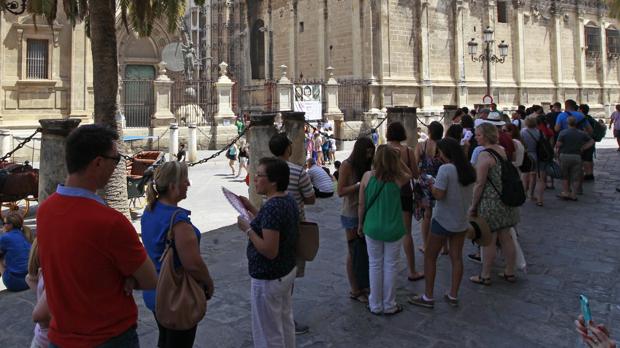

{"left": 345, "top": 228, "right": 362, "bottom": 295}
{"left": 423, "top": 232, "right": 466, "bottom": 299}
{"left": 402, "top": 211, "right": 423, "bottom": 280}
{"left": 420, "top": 208, "right": 432, "bottom": 252}
{"left": 228, "top": 159, "right": 236, "bottom": 175}
{"left": 481, "top": 229, "right": 517, "bottom": 279}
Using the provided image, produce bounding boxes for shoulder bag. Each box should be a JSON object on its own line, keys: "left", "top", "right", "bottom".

{"left": 155, "top": 210, "right": 207, "bottom": 330}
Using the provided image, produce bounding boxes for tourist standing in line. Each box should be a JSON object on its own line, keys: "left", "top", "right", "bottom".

{"left": 520, "top": 116, "right": 547, "bottom": 207}
{"left": 141, "top": 161, "right": 214, "bottom": 348}
{"left": 469, "top": 123, "right": 519, "bottom": 286}
{"left": 415, "top": 121, "right": 444, "bottom": 253}
{"left": 269, "top": 133, "right": 315, "bottom": 335}
{"left": 386, "top": 122, "right": 424, "bottom": 282}
{"left": 610, "top": 104, "right": 620, "bottom": 151}
{"left": 409, "top": 137, "right": 475, "bottom": 308}
{"left": 237, "top": 140, "right": 250, "bottom": 179}
{"left": 555, "top": 117, "right": 595, "bottom": 201}
{"left": 312, "top": 132, "right": 324, "bottom": 165}
{"left": 337, "top": 137, "right": 375, "bottom": 303}
{"left": 236, "top": 158, "right": 299, "bottom": 348}
{"left": 358, "top": 145, "right": 411, "bottom": 315}
{"left": 227, "top": 143, "right": 239, "bottom": 176}
{"left": 0, "top": 211, "right": 32, "bottom": 292}
{"left": 37, "top": 124, "right": 157, "bottom": 347}
{"left": 578, "top": 104, "right": 596, "bottom": 184}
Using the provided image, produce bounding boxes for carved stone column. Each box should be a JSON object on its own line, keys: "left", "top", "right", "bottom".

{"left": 38, "top": 119, "right": 81, "bottom": 203}
{"left": 386, "top": 107, "right": 417, "bottom": 148}
{"left": 214, "top": 62, "right": 236, "bottom": 125}
{"left": 324, "top": 67, "right": 345, "bottom": 149}
{"left": 282, "top": 111, "right": 306, "bottom": 166}
{"left": 152, "top": 63, "right": 175, "bottom": 127}
{"left": 277, "top": 65, "right": 293, "bottom": 112}
{"left": 248, "top": 113, "right": 277, "bottom": 208}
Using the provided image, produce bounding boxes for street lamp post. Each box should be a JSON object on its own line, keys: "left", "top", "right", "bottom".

{"left": 467, "top": 26, "right": 509, "bottom": 101}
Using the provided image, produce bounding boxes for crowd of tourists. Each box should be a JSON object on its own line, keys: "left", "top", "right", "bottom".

{"left": 0, "top": 98, "right": 615, "bottom": 347}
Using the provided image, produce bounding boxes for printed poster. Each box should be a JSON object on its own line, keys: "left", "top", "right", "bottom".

{"left": 294, "top": 84, "right": 322, "bottom": 121}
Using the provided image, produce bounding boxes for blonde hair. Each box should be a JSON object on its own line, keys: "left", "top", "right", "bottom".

{"left": 28, "top": 238, "right": 39, "bottom": 277}
{"left": 476, "top": 123, "right": 499, "bottom": 145}
{"left": 524, "top": 115, "right": 537, "bottom": 128}
{"left": 373, "top": 145, "right": 407, "bottom": 182}
{"left": 145, "top": 161, "right": 188, "bottom": 211}
{"left": 4, "top": 211, "right": 33, "bottom": 243}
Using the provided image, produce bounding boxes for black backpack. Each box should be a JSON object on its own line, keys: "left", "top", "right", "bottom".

{"left": 484, "top": 148, "right": 526, "bottom": 207}
{"left": 526, "top": 129, "right": 553, "bottom": 163}
{"left": 585, "top": 115, "right": 607, "bottom": 142}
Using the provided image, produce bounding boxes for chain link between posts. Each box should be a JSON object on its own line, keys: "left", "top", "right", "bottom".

{"left": 304, "top": 117, "right": 387, "bottom": 142}
{"left": 187, "top": 124, "right": 252, "bottom": 167}
{"left": 0, "top": 128, "right": 41, "bottom": 163}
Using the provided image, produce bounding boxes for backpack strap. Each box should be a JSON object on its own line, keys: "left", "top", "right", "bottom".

{"left": 483, "top": 149, "right": 503, "bottom": 197}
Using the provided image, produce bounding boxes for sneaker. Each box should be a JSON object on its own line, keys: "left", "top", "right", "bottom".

{"left": 294, "top": 321, "right": 309, "bottom": 335}
{"left": 467, "top": 253, "right": 481, "bottom": 264}
{"left": 408, "top": 294, "right": 434, "bottom": 309}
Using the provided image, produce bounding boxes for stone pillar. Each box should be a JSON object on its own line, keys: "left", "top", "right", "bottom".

{"left": 455, "top": 1, "right": 467, "bottom": 107}
{"left": 248, "top": 113, "right": 277, "bottom": 208}
{"left": 0, "top": 129, "right": 12, "bottom": 158}
{"left": 214, "top": 62, "right": 236, "bottom": 126}
{"left": 576, "top": 15, "right": 587, "bottom": 100}
{"left": 600, "top": 21, "right": 609, "bottom": 106}
{"left": 169, "top": 123, "right": 179, "bottom": 161}
{"left": 188, "top": 123, "right": 198, "bottom": 162}
{"left": 282, "top": 111, "right": 306, "bottom": 166}
{"left": 277, "top": 65, "right": 293, "bottom": 112}
{"left": 38, "top": 119, "right": 81, "bottom": 203}
{"left": 514, "top": 3, "right": 526, "bottom": 104}
{"left": 324, "top": 67, "right": 345, "bottom": 149}
{"left": 152, "top": 62, "right": 175, "bottom": 127}
{"left": 551, "top": 11, "right": 564, "bottom": 103}
{"left": 443, "top": 105, "right": 459, "bottom": 129}
{"left": 419, "top": 1, "right": 432, "bottom": 109}
{"left": 386, "top": 107, "right": 417, "bottom": 148}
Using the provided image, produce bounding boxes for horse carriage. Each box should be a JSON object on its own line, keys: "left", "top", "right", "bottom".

{"left": 0, "top": 161, "right": 38, "bottom": 219}
{"left": 126, "top": 151, "right": 165, "bottom": 209}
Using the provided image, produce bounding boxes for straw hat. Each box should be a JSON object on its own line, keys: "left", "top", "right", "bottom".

{"left": 466, "top": 216, "right": 492, "bottom": 247}
{"left": 481, "top": 111, "right": 505, "bottom": 126}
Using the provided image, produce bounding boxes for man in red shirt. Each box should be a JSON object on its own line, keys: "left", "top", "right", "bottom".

{"left": 37, "top": 124, "right": 157, "bottom": 348}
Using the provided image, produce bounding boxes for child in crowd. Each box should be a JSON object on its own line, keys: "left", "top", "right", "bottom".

{"left": 26, "top": 239, "right": 50, "bottom": 348}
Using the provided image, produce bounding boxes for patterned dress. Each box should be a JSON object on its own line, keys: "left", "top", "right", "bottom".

{"left": 478, "top": 157, "right": 520, "bottom": 232}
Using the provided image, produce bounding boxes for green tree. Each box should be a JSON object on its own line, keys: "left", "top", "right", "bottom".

{"left": 5, "top": 0, "right": 203, "bottom": 216}
{"left": 610, "top": 0, "right": 620, "bottom": 20}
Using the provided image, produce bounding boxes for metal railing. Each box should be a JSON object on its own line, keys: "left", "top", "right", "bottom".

{"left": 171, "top": 80, "right": 218, "bottom": 126}
{"left": 121, "top": 80, "right": 154, "bottom": 128}
{"left": 337, "top": 79, "right": 369, "bottom": 121}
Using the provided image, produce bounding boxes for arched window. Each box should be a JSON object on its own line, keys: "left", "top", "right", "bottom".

{"left": 606, "top": 27, "right": 620, "bottom": 59}
{"left": 585, "top": 23, "right": 601, "bottom": 58}
{"left": 251, "top": 19, "right": 265, "bottom": 80}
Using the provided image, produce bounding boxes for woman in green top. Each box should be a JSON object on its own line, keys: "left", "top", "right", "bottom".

{"left": 358, "top": 145, "right": 411, "bottom": 315}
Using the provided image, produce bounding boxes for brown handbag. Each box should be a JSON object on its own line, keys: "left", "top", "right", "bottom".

{"left": 155, "top": 210, "right": 207, "bottom": 330}
{"left": 297, "top": 221, "right": 319, "bottom": 261}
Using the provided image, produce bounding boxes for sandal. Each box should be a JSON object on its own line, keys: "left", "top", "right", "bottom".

{"left": 408, "top": 295, "right": 434, "bottom": 309}
{"left": 384, "top": 304, "right": 405, "bottom": 315}
{"left": 349, "top": 291, "right": 369, "bottom": 303}
{"left": 469, "top": 274, "right": 491, "bottom": 286}
{"left": 407, "top": 272, "right": 425, "bottom": 282}
{"left": 498, "top": 273, "right": 517, "bottom": 283}
{"left": 366, "top": 305, "right": 382, "bottom": 315}
{"left": 536, "top": 201, "right": 544, "bottom": 207}
{"left": 444, "top": 294, "right": 459, "bottom": 307}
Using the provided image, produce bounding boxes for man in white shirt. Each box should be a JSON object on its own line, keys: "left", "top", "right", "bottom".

{"left": 306, "top": 158, "right": 334, "bottom": 198}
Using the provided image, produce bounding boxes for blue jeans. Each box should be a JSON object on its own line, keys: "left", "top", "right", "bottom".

{"left": 50, "top": 326, "right": 139, "bottom": 348}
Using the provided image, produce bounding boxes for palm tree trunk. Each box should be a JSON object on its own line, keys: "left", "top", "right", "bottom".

{"left": 89, "top": 0, "right": 130, "bottom": 218}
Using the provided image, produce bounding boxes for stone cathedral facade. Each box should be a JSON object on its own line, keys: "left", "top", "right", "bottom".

{"left": 233, "top": 0, "right": 620, "bottom": 117}
{"left": 0, "top": 0, "right": 619, "bottom": 131}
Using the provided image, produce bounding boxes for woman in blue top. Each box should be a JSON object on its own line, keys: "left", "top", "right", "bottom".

{"left": 0, "top": 211, "right": 33, "bottom": 291}
{"left": 141, "top": 161, "right": 214, "bottom": 348}
{"left": 237, "top": 157, "right": 299, "bottom": 348}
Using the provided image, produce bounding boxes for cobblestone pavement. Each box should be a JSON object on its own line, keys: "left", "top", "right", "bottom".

{"left": 0, "top": 142, "right": 619, "bottom": 347}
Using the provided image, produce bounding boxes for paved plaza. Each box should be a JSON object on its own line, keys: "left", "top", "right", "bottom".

{"left": 0, "top": 139, "right": 619, "bottom": 347}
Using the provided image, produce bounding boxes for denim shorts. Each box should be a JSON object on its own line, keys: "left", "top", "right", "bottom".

{"left": 340, "top": 215, "right": 359, "bottom": 230}
{"left": 431, "top": 219, "right": 464, "bottom": 237}
{"left": 2, "top": 272, "right": 28, "bottom": 292}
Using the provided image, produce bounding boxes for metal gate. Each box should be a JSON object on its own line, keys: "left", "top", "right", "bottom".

{"left": 121, "top": 80, "right": 154, "bottom": 127}
{"left": 338, "top": 79, "right": 369, "bottom": 121}
{"left": 171, "top": 80, "right": 218, "bottom": 126}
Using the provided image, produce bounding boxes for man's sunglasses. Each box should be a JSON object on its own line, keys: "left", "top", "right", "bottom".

{"left": 100, "top": 154, "right": 122, "bottom": 165}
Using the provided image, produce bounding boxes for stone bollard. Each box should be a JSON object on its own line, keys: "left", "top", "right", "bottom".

{"left": 0, "top": 129, "right": 12, "bottom": 159}
{"left": 281, "top": 111, "right": 306, "bottom": 166}
{"left": 386, "top": 107, "right": 418, "bottom": 148}
{"left": 248, "top": 113, "right": 277, "bottom": 208}
{"left": 188, "top": 123, "right": 198, "bottom": 162}
{"left": 168, "top": 123, "right": 179, "bottom": 161}
{"left": 38, "top": 119, "right": 81, "bottom": 203}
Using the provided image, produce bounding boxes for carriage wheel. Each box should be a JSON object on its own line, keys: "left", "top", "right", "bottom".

{"left": 1, "top": 199, "right": 30, "bottom": 219}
